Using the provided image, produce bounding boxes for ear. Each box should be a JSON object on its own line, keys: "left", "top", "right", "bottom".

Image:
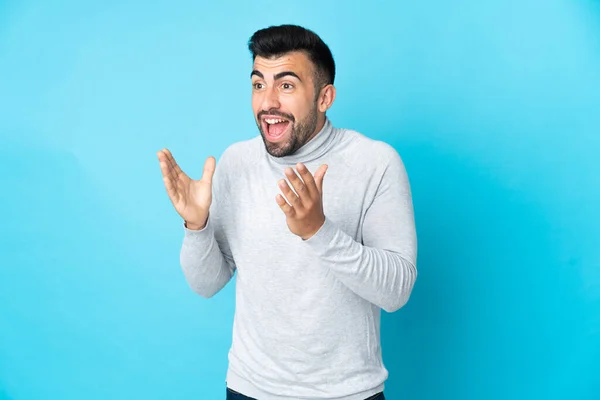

{"left": 317, "top": 84, "right": 336, "bottom": 113}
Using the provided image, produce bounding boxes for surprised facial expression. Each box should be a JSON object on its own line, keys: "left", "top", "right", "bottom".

{"left": 251, "top": 51, "right": 321, "bottom": 158}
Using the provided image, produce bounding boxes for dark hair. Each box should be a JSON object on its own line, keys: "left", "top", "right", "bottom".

{"left": 248, "top": 24, "right": 335, "bottom": 90}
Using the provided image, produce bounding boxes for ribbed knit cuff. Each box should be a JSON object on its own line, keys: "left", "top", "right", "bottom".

{"left": 182, "top": 216, "right": 213, "bottom": 242}
{"left": 302, "top": 216, "right": 340, "bottom": 254}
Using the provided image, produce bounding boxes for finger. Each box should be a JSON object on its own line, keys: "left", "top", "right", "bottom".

{"left": 202, "top": 156, "right": 216, "bottom": 184}
{"left": 278, "top": 179, "right": 301, "bottom": 208}
{"left": 295, "top": 162, "right": 317, "bottom": 197}
{"left": 163, "top": 148, "right": 184, "bottom": 177}
{"left": 284, "top": 167, "right": 308, "bottom": 202}
{"left": 159, "top": 160, "right": 174, "bottom": 187}
{"left": 157, "top": 149, "right": 179, "bottom": 183}
{"left": 276, "top": 194, "right": 295, "bottom": 216}
{"left": 163, "top": 173, "right": 180, "bottom": 203}
{"left": 160, "top": 166, "right": 179, "bottom": 201}
{"left": 157, "top": 151, "right": 173, "bottom": 174}
{"left": 314, "top": 164, "right": 328, "bottom": 194}
{"left": 157, "top": 152, "right": 177, "bottom": 189}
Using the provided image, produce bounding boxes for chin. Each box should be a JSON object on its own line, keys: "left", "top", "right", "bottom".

{"left": 264, "top": 137, "right": 294, "bottom": 157}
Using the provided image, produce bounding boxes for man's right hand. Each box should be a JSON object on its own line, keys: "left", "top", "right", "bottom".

{"left": 157, "top": 148, "right": 216, "bottom": 230}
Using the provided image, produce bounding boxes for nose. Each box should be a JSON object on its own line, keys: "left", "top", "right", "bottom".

{"left": 260, "top": 85, "right": 280, "bottom": 112}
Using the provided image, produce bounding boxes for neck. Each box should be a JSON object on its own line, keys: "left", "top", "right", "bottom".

{"left": 306, "top": 114, "right": 326, "bottom": 143}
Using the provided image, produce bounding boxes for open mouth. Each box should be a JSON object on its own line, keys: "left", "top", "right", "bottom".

{"left": 262, "top": 117, "right": 291, "bottom": 141}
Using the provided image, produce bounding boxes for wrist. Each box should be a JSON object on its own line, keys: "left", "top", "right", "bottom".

{"left": 185, "top": 220, "right": 206, "bottom": 230}
{"left": 301, "top": 217, "right": 326, "bottom": 240}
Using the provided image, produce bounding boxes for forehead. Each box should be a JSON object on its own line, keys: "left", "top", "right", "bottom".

{"left": 252, "top": 51, "right": 314, "bottom": 78}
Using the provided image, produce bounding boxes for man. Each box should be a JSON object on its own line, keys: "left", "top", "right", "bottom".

{"left": 157, "top": 24, "right": 417, "bottom": 400}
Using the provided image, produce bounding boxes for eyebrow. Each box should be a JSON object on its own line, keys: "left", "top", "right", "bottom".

{"left": 251, "top": 70, "right": 302, "bottom": 82}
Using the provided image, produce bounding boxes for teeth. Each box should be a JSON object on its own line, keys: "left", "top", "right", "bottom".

{"left": 265, "top": 118, "right": 286, "bottom": 124}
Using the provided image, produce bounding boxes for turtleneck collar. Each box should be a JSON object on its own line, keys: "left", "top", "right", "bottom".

{"left": 266, "top": 118, "right": 338, "bottom": 165}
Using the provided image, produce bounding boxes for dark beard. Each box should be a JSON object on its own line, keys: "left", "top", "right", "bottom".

{"left": 257, "top": 106, "right": 318, "bottom": 158}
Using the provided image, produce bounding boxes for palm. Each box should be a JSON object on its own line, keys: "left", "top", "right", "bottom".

{"left": 157, "top": 148, "right": 216, "bottom": 227}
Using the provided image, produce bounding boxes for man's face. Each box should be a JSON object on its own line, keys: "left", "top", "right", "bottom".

{"left": 251, "top": 51, "right": 321, "bottom": 157}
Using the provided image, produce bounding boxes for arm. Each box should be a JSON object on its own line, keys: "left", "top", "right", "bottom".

{"left": 303, "top": 149, "right": 417, "bottom": 312}
{"left": 179, "top": 154, "right": 236, "bottom": 298}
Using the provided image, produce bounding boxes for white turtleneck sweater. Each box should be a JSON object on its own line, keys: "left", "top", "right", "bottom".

{"left": 179, "top": 118, "right": 417, "bottom": 400}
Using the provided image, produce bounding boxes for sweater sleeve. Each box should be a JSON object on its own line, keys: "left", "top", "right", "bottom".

{"left": 303, "top": 148, "right": 417, "bottom": 312}
{"left": 179, "top": 152, "right": 236, "bottom": 298}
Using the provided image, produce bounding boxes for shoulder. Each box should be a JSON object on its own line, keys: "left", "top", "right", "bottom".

{"left": 337, "top": 126, "right": 405, "bottom": 171}
{"left": 211, "top": 136, "right": 262, "bottom": 198}
{"left": 217, "top": 135, "right": 263, "bottom": 168}
{"left": 338, "top": 128, "right": 412, "bottom": 200}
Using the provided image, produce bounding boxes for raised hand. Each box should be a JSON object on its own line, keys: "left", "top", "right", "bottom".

{"left": 157, "top": 148, "right": 216, "bottom": 230}
{"left": 276, "top": 162, "right": 328, "bottom": 240}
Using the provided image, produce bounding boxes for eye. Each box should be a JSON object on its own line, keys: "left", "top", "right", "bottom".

{"left": 253, "top": 82, "right": 264, "bottom": 90}
{"left": 281, "top": 83, "right": 294, "bottom": 90}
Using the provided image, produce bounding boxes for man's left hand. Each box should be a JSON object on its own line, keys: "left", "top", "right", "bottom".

{"left": 276, "top": 162, "right": 328, "bottom": 240}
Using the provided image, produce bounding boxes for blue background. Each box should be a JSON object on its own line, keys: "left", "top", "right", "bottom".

{"left": 1, "top": 1, "right": 599, "bottom": 399}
